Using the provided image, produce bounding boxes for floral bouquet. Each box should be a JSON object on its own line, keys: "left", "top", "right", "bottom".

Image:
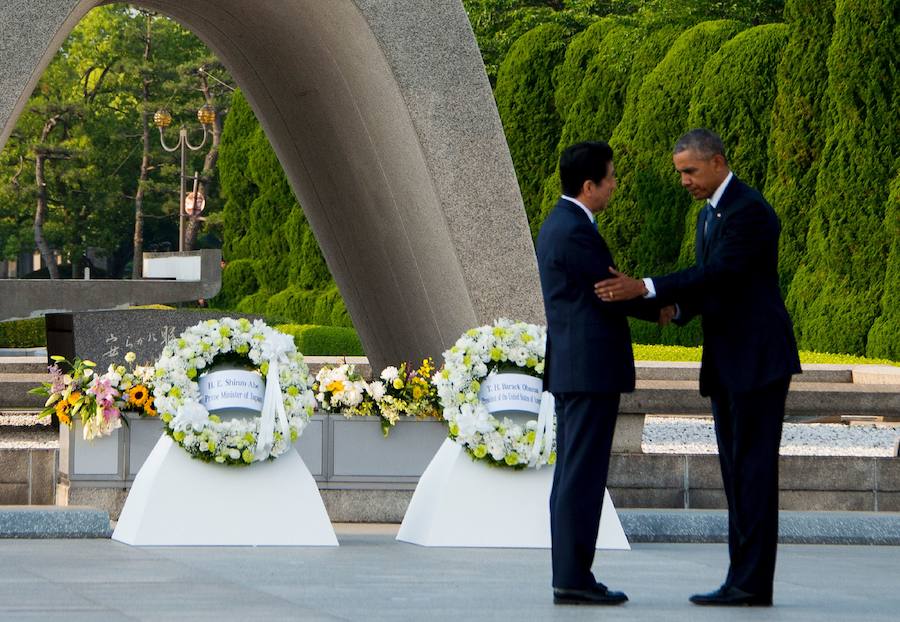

{"left": 373, "top": 358, "right": 442, "bottom": 436}
{"left": 313, "top": 363, "right": 377, "bottom": 417}
{"left": 103, "top": 351, "right": 158, "bottom": 417}
{"left": 31, "top": 356, "right": 124, "bottom": 441}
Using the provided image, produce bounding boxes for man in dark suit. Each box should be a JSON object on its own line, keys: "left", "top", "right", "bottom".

{"left": 536, "top": 141, "right": 670, "bottom": 606}
{"left": 595, "top": 128, "right": 801, "bottom": 606}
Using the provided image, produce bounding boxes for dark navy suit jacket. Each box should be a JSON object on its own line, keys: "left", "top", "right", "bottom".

{"left": 652, "top": 176, "right": 801, "bottom": 395}
{"left": 537, "top": 198, "right": 658, "bottom": 394}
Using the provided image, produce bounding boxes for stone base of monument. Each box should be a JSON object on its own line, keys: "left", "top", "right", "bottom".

{"left": 112, "top": 435, "right": 338, "bottom": 546}
{"left": 396, "top": 438, "right": 629, "bottom": 549}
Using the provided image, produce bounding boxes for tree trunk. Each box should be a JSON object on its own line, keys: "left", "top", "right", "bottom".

{"left": 33, "top": 149, "right": 59, "bottom": 279}
{"left": 132, "top": 12, "right": 153, "bottom": 279}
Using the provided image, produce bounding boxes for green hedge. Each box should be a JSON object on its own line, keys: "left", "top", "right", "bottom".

{"left": 764, "top": 0, "right": 836, "bottom": 294}
{"left": 495, "top": 22, "right": 569, "bottom": 237}
{"left": 865, "top": 171, "right": 900, "bottom": 358}
{"left": 688, "top": 23, "right": 788, "bottom": 190}
{"left": 600, "top": 23, "right": 683, "bottom": 257}
{"left": 218, "top": 88, "right": 351, "bottom": 329}
{"left": 275, "top": 324, "right": 363, "bottom": 356}
{"left": 235, "top": 290, "right": 272, "bottom": 315}
{"left": 536, "top": 21, "right": 648, "bottom": 227}
{"left": 787, "top": 0, "right": 898, "bottom": 355}
{"left": 219, "top": 89, "right": 258, "bottom": 260}
{"left": 210, "top": 258, "right": 258, "bottom": 309}
{"left": 0, "top": 318, "right": 46, "bottom": 347}
{"left": 552, "top": 18, "right": 615, "bottom": 125}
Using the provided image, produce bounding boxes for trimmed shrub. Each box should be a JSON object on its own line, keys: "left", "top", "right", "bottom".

{"left": 235, "top": 290, "right": 272, "bottom": 315}
{"left": 218, "top": 89, "right": 258, "bottom": 260}
{"left": 265, "top": 286, "right": 319, "bottom": 324}
{"left": 495, "top": 23, "right": 569, "bottom": 237}
{"left": 552, "top": 18, "right": 616, "bottom": 125}
{"left": 866, "top": 171, "right": 900, "bottom": 359}
{"left": 787, "top": 0, "right": 898, "bottom": 355}
{"left": 559, "top": 24, "right": 644, "bottom": 150}
{"left": 688, "top": 23, "right": 789, "bottom": 190}
{"left": 764, "top": 0, "right": 836, "bottom": 294}
{"left": 217, "top": 89, "right": 353, "bottom": 327}
{"left": 275, "top": 324, "right": 364, "bottom": 356}
{"left": 210, "top": 258, "right": 258, "bottom": 309}
{"left": 0, "top": 318, "right": 46, "bottom": 347}
{"left": 314, "top": 287, "right": 353, "bottom": 328}
{"left": 536, "top": 21, "right": 650, "bottom": 227}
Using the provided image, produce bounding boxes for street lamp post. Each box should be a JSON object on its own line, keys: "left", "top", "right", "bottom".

{"left": 154, "top": 105, "right": 216, "bottom": 251}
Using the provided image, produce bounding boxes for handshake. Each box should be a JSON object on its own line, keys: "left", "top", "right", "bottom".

{"left": 594, "top": 267, "right": 676, "bottom": 326}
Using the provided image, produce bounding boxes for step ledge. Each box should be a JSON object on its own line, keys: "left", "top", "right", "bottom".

{"left": 620, "top": 509, "right": 900, "bottom": 545}
{"left": 0, "top": 505, "right": 111, "bottom": 538}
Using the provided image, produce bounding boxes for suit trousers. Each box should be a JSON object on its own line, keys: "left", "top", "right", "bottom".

{"left": 549, "top": 391, "right": 619, "bottom": 589}
{"left": 710, "top": 376, "right": 791, "bottom": 597}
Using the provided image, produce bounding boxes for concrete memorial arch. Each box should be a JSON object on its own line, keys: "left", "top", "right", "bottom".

{"left": 0, "top": 0, "right": 544, "bottom": 369}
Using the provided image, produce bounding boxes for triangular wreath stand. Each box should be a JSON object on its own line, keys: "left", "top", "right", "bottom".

{"left": 397, "top": 438, "right": 629, "bottom": 549}
{"left": 113, "top": 435, "right": 337, "bottom": 546}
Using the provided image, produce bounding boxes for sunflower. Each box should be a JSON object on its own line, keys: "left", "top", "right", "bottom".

{"left": 55, "top": 400, "right": 71, "bottom": 425}
{"left": 67, "top": 391, "right": 82, "bottom": 406}
{"left": 143, "top": 396, "right": 157, "bottom": 417}
{"left": 128, "top": 385, "right": 149, "bottom": 407}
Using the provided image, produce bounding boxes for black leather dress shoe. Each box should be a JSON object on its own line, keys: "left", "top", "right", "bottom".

{"left": 553, "top": 583, "right": 628, "bottom": 606}
{"left": 689, "top": 585, "right": 772, "bottom": 607}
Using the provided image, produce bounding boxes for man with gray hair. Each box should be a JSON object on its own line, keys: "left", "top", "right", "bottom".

{"left": 594, "top": 128, "right": 800, "bottom": 606}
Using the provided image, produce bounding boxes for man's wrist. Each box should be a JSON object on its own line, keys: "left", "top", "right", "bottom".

{"left": 642, "top": 278, "right": 656, "bottom": 299}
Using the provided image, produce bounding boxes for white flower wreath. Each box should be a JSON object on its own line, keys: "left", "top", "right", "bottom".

{"left": 433, "top": 318, "right": 555, "bottom": 469}
{"left": 152, "top": 317, "right": 317, "bottom": 466}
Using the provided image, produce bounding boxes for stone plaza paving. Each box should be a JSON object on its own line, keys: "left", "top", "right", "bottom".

{"left": 1, "top": 524, "right": 898, "bottom": 621}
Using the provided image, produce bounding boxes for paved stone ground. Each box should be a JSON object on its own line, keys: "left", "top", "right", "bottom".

{"left": 0, "top": 524, "right": 897, "bottom": 621}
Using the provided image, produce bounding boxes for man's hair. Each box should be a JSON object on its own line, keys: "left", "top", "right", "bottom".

{"left": 559, "top": 141, "right": 614, "bottom": 197}
{"left": 673, "top": 128, "right": 728, "bottom": 163}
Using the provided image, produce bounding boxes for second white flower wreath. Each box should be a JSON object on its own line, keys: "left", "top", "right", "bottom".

{"left": 152, "top": 317, "right": 317, "bottom": 466}
{"left": 433, "top": 318, "right": 556, "bottom": 469}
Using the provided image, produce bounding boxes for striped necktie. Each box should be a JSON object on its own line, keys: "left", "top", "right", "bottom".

{"left": 702, "top": 202, "right": 714, "bottom": 239}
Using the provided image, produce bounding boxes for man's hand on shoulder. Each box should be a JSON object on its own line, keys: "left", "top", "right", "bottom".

{"left": 594, "top": 267, "right": 647, "bottom": 301}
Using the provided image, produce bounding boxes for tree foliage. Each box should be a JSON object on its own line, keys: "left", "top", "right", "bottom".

{"left": 0, "top": 6, "right": 229, "bottom": 277}
{"left": 215, "top": 89, "right": 350, "bottom": 327}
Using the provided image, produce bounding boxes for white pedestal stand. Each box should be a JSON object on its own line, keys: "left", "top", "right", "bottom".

{"left": 112, "top": 435, "right": 338, "bottom": 546}
{"left": 397, "top": 438, "right": 629, "bottom": 549}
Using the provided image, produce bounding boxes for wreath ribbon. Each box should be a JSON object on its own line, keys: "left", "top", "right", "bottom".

{"left": 256, "top": 358, "right": 292, "bottom": 460}
{"left": 529, "top": 391, "right": 555, "bottom": 468}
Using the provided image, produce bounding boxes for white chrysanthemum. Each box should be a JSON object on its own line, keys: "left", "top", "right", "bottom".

{"left": 380, "top": 366, "right": 399, "bottom": 382}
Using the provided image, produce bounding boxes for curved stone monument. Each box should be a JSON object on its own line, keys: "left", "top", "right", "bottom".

{"left": 0, "top": 0, "right": 544, "bottom": 369}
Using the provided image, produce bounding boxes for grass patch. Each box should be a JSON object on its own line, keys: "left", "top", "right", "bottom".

{"left": 633, "top": 343, "right": 898, "bottom": 366}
